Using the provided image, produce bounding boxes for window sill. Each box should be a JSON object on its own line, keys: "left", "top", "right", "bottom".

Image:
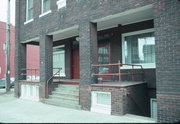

{"left": 120, "top": 63, "right": 156, "bottom": 69}
{"left": 54, "top": 73, "right": 66, "bottom": 77}
{"left": 24, "top": 19, "right": 34, "bottom": 25}
{"left": 39, "top": 10, "right": 52, "bottom": 18}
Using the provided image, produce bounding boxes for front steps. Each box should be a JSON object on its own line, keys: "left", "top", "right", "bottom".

{"left": 44, "top": 84, "right": 81, "bottom": 110}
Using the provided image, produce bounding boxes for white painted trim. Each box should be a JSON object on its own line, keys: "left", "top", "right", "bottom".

{"left": 121, "top": 28, "right": 156, "bottom": 69}
{"left": 91, "top": 91, "right": 111, "bottom": 115}
{"left": 39, "top": 10, "right": 52, "bottom": 18}
{"left": 21, "top": 37, "right": 39, "bottom": 44}
{"left": 48, "top": 25, "right": 79, "bottom": 36}
{"left": 53, "top": 45, "right": 65, "bottom": 49}
{"left": 122, "top": 28, "right": 154, "bottom": 37}
{"left": 25, "top": 0, "right": 33, "bottom": 23}
{"left": 24, "top": 18, "right": 34, "bottom": 25}
{"left": 150, "top": 98, "right": 157, "bottom": 120}
{"left": 53, "top": 45, "right": 66, "bottom": 77}
{"left": 20, "top": 84, "right": 40, "bottom": 101}
{"left": 120, "top": 64, "right": 156, "bottom": 69}
{"left": 57, "top": 0, "right": 66, "bottom": 9}
{"left": 91, "top": 4, "right": 153, "bottom": 23}
{"left": 121, "top": 18, "right": 153, "bottom": 26}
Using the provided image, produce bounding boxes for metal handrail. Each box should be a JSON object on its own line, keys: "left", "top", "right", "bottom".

{"left": 92, "top": 60, "right": 144, "bottom": 83}
{"left": 20, "top": 68, "right": 40, "bottom": 81}
{"left": 46, "top": 68, "right": 62, "bottom": 98}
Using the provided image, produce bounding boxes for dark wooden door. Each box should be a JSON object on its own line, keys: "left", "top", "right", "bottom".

{"left": 71, "top": 48, "right": 80, "bottom": 79}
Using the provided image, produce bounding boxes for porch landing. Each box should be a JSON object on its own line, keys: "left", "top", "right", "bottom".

{"left": 91, "top": 81, "right": 145, "bottom": 88}
{"left": 53, "top": 79, "right": 80, "bottom": 85}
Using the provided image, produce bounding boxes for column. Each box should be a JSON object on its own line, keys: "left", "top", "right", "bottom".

{"left": 79, "top": 22, "right": 98, "bottom": 110}
{"left": 39, "top": 35, "right": 53, "bottom": 99}
{"left": 154, "top": 0, "right": 180, "bottom": 123}
{"left": 14, "top": 43, "right": 26, "bottom": 97}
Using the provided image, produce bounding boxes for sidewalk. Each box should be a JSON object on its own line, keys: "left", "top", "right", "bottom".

{"left": 0, "top": 88, "right": 156, "bottom": 123}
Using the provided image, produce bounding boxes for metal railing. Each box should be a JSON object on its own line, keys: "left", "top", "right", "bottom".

{"left": 46, "top": 68, "right": 62, "bottom": 98}
{"left": 92, "top": 60, "right": 144, "bottom": 83}
{"left": 20, "top": 68, "right": 40, "bottom": 81}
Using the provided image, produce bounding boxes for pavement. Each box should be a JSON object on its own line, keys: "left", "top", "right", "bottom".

{"left": 0, "top": 88, "right": 156, "bottom": 123}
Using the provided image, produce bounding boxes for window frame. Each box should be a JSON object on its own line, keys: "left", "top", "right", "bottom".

{"left": 53, "top": 45, "right": 66, "bottom": 77}
{"left": 121, "top": 28, "right": 156, "bottom": 69}
{"left": 25, "top": 0, "right": 34, "bottom": 24}
{"left": 91, "top": 91, "right": 111, "bottom": 108}
{"left": 41, "top": 0, "right": 51, "bottom": 13}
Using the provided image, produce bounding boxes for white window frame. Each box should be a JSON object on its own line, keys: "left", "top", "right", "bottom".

{"left": 39, "top": 0, "right": 52, "bottom": 18}
{"left": 53, "top": 45, "right": 66, "bottom": 77}
{"left": 20, "top": 84, "right": 40, "bottom": 101}
{"left": 121, "top": 28, "right": 156, "bottom": 69}
{"left": 57, "top": 0, "right": 66, "bottom": 9}
{"left": 91, "top": 91, "right": 111, "bottom": 114}
{"left": 24, "top": 0, "right": 34, "bottom": 25}
{"left": 150, "top": 98, "right": 157, "bottom": 121}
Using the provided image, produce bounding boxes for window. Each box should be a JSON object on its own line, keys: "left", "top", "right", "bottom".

{"left": 57, "top": 0, "right": 66, "bottom": 9}
{"left": 53, "top": 45, "right": 65, "bottom": 77}
{"left": 20, "top": 85, "right": 40, "bottom": 101}
{"left": 122, "top": 29, "right": 155, "bottom": 68}
{"left": 42, "top": 0, "right": 51, "bottom": 13}
{"left": 91, "top": 91, "right": 111, "bottom": 114}
{"left": 26, "top": 0, "right": 33, "bottom": 21}
{"left": 97, "top": 93, "right": 111, "bottom": 105}
{"left": 98, "top": 45, "right": 109, "bottom": 74}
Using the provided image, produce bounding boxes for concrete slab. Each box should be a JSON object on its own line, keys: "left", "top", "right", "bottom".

{"left": 0, "top": 88, "right": 156, "bottom": 123}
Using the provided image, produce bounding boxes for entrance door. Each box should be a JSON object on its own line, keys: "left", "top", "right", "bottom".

{"left": 71, "top": 48, "right": 80, "bottom": 79}
{"left": 53, "top": 46, "right": 65, "bottom": 76}
{"left": 98, "top": 43, "right": 110, "bottom": 81}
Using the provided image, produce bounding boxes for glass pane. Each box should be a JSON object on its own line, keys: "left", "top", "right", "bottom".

{"left": 124, "top": 32, "right": 155, "bottom": 64}
{"left": 53, "top": 47, "right": 65, "bottom": 75}
{"left": 98, "top": 46, "right": 109, "bottom": 74}
{"left": 27, "top": 0, "right": 33, "bottom": 20}
{"left": 97, "top": 93, "right": 111, "bottom": 105}
{"left": 43, "top": 0, "right": 50, "bottom": 13}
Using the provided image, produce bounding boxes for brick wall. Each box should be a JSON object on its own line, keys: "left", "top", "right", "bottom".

{"left": 91, "top": 83, "right": 148, "bottom": 116}
{"left": 15, "top": 0, "right": 180, "bottom": 122}
{"left": 154, "top": 0, "right": 180, "bottom": 123}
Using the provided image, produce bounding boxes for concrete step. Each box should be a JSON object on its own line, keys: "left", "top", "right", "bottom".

{"left": 44, "top": 98, "right": 81, "bottom": 110}
{"left": 49, "top": 94, "right": 79, "bottom": 102}
{"left": 44, "top": 84, "right": 80, "bottom": 110}
{"left": 58, "top": 84, "right": 79, "bottom": 88}
{"left": 56, "top": 85, "right": 79, "bottom": 91}
{"left": 47, "top": 97, "right": 79, "bottom": 104}
{"left": 52, "top": 89, "right": 79, "bottom": 96}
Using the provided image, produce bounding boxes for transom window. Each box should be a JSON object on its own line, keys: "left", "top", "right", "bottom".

{"left": 42, "top": 0, "right": 51, "bottom": 13}
{"left": 26, "top": 0, "right": 33, "bottom": 21}
{"left": 122, "top": 29, "right": 156, "bottom": 68}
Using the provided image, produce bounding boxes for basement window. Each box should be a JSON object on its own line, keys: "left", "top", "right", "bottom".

{"left": 20, "top": 84, "right": 39, "bottom": 101}
{"left": 91, "top": 91, "right": 111, "bottom": 114}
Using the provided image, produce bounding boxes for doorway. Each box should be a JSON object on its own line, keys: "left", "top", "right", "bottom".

{"left": 71, "top": 48, "right": 80, "bottom": 79}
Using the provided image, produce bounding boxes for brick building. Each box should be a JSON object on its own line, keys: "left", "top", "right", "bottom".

{"left": 14, "top": 0, "right": 180, "bottom": 123}
{"left": 0, "top": 21, "right": 39, "bottom": 84}
{"left": 0, "top": 21, "right": 15, "bottom": 81}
